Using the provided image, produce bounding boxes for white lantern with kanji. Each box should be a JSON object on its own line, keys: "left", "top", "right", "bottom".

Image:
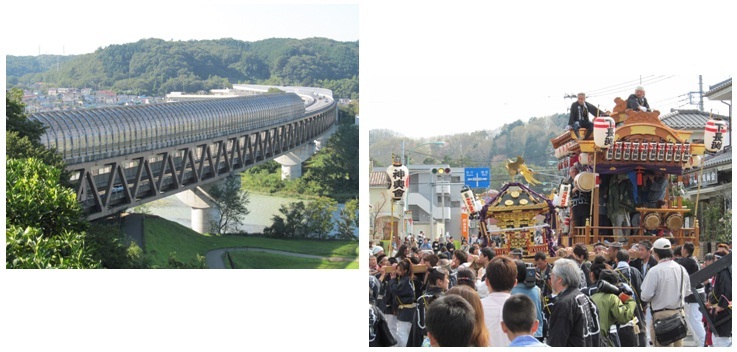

{"left": 593, "top": 116, "right": 616, "bottom": 149}
{"left": 460, "top": 186, "right": 477, "bottom": 214}
{"left": 704, "top": 118, "right": 728, "bottom": 152}
{"left": 386, "top": 160, "right": 409, "bottom": 201}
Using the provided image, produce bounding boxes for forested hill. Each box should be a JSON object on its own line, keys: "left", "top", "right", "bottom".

{"left": 369, "top": 113, "right": 569, "bottom": 172}
{"left": 6, "top": 37, "right": 359, "bottom": 98}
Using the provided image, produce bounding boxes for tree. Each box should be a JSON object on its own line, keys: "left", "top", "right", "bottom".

{"left": 304, "top": 197, "right": 337, "bottom": 239}
{"left": 85, "top": 223, "right": 148, "bottom": 269}
{"left": 370, "top": 193, "right": 391, "bottom": 240}
{"left": 6, "top": 225, "right": 100, "bottom": 269}
{"left": 6, "top": 157, "right": 87, "bottom": 237}
{"left": 6, "top": 88, "right": 45, "bottom": 141}
{"left": 700, "top": 195, "right": 731, "bottom": 244}
{"left": 264, "top": 201, "right": 308, "bottom": 238}
{"left": 303, "top": 124, "right": 359, "bottom": 200}
{"left": 336, "top": 198, "right": 359, "bottom": 240}
{"left": 208, "top": 176, "right": 251, "bottom": 234}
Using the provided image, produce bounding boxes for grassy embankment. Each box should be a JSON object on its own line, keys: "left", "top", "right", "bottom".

{"left": 143, "top": 215, "right": 358, "bottom": 268}
{"left": 226, "top": 251, "right": 358, "bottom": 269}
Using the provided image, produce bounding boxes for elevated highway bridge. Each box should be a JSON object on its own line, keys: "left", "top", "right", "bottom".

{"left": 30, "top": 87, "right": 337, "bottom": 225}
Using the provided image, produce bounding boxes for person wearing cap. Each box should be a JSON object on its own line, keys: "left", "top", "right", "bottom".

{"left": 640, "top": 237, "right": 691, "bottom": 347}
{"left": 567, "top": 92, "right": 610, "bottom": 140}
{"left": 626, "top": 86, "right": 651, "bottom": 112}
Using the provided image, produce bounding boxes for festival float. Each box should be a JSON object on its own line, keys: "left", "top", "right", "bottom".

{"left": 546, "top": 97, "right": 727, "bottom": 253}
{"left": 466, "top": 97, "right": 728, "bottom": 258}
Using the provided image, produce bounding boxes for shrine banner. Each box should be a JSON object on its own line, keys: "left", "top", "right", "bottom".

{"left": 461, "top": 212, "right": 469, "bottom": 240}
{"left": 559, "top": 183, "right": 571, "bottom": 207}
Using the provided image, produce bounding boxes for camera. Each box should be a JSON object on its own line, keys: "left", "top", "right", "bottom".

{"left": 524, "top": 267, "right": 537, "bottom": 288}
{"left": 618, "top": 283, "right": 634, "bottom": 296}
{"left": 597, "top": 280, "right": 620, "bottom": 295}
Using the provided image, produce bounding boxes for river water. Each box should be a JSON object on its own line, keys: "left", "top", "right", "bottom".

{"left": 143, "top": 193, "right": 357, "bottom": 237}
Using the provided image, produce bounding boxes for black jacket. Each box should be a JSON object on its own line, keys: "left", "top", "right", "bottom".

{"left": 630, "top": 256, "right": 658, "bottom": 278}
{"left": 677, "top": 256, "right": 704, "bottom": 303}
{"left": 536, "top": 263, "right": 554, "bottom": 297}
{"left": 709, "top": 266, "right": 732, "bottom": 337}
{"left": 407, "top": 286, "right": 444, "bottom": 347}
{"left": 376, "top": 273, "right": 393, "bottom": 315}
{"left": 389, "top": 275, "right": 416, "bottom": 322}
{"left": 615, "top": 265, "right": 646, "bottom": 331}
{"left": 626, "top": 94, "right": 650, "bottom": 112}
{"left": 569, "top": 101, "right": 606, "bottom": 127}
{"left": 547, "top": 286, "right": 602, "bottom": 347}
{"left": 369, "top": 304, "right": 396, "bottom": 347}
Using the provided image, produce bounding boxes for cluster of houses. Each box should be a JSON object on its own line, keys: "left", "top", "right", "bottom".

{"left": 21, "top": 87, "right": 166, "bottom": 113}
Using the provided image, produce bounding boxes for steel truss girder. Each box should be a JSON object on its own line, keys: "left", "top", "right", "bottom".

{"left": 72, "top": 109, "right": 336, "bottom": 220}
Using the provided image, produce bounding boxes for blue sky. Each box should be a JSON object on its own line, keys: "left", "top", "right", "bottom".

{"left": 2, "top": 2, "right": 358, "bottom": 56}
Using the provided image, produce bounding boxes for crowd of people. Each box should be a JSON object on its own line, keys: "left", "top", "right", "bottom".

{"left": 369, "top": 235, "right": 732, "bottom": 347}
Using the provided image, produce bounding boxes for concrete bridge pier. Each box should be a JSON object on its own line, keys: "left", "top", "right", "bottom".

{"left": 275, "top": 143, "right": 315, "bottom": 180}
{"left": 314, "top": 123, "right": 337, "bottom": 152}
{"left": 175, "top": 186, "right": 218, "bottom": 234}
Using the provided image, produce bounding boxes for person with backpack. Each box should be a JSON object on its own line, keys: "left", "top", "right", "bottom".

{"left": 590, "top": 268, "right": 637, "bottom": 347}
{"left": 613, "top": 248, "right": 646, "bottom": 347}
{"left": 511, "top": 260, "right": 544, "bottom": 342}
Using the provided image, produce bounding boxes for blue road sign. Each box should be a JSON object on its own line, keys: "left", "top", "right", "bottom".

{"left": 464, "top": 167, "right": 490, "bottom": 188}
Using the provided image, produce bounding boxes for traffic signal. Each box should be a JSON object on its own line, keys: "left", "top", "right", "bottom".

{"left": 432, "top": 167, "right": 451, "bottom": 174}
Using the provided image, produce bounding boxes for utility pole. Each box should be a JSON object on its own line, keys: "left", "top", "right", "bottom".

{"left": 698, "top": 75, "right": 704, "bottom": 112}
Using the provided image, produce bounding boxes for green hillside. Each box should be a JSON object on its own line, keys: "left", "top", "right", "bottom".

{"left": 142, "top": 215, "right": 358, "bottom": 268}
{"left": 369, "top": 114, "right": 570, "bottom": 193}
{"left": 7, "top": 37, "right": 359, "bottom": 99}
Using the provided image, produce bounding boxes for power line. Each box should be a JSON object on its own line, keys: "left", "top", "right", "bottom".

{"left": 584, "top": 75, "right": 657, "bottom": 95}
{"left": 651, "top": 93, "right": 687, "bottom": 105}
{"left": 586, "top": 76, "right": 676, "bottom": 98}
{"left": 585, "top": 76, "right": 664, "bottom": 96}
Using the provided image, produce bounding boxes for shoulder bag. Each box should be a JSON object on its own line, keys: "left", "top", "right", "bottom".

{"left": 652, "top": 268, "right": 687, "bottom": 346}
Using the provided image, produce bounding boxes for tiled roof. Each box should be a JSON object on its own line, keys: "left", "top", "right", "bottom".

{"left": 370, "top": 171, "right": 390, "bottom": 187}
{"left": 705, "top": 78, "right": 732, "bottom": 96}
{"left": 703, "top": 146, "right": 732, "bottom": 168}
{"left": 660, "top": 109, "right": 729, "bottom": 129}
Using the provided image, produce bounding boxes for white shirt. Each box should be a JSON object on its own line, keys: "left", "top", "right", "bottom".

{"left": 640, "top": 259, "right": 690, "bottom": 311}
{"left": 481, "top": 292, "right": 511, "bottom": 347}
{"left": 476, "top": 280, "right": 489, "bottom": 299}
